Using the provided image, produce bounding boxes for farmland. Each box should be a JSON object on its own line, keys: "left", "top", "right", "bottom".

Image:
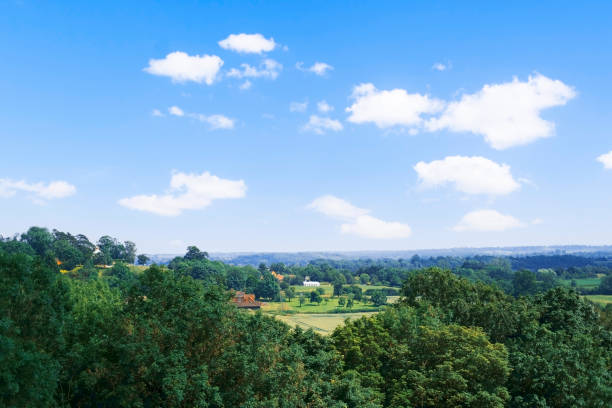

{"left": 584, "top": 294, "right": 612, "bottom": 306}
{"left": 274, "top": 312, "right": 377, "bottom": 335}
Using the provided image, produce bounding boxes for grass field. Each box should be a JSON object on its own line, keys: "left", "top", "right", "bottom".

{"left": 274, "top": 312, "right": 376, "bottom": 335}
{"left": 262, "top": 296, "right": 382, "bottom": 314}
{"left": 560, "top": 277, "right": 602, "bottom": 289}
{"left": 584, "top": 295, "right": 612, "bottom": 306}
{"left": 262, "top": 283, "right": 397, "bottom": 314}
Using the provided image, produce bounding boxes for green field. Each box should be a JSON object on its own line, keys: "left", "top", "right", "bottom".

{"left": 262, "top": 295, "right": 382, "bottom": 314}
{"left": 262, "top": 283, "right": 396, "bottom": 314}
{"left": 274, "top": 312, "right": 376, "bottom": 335}
{"left": 560, "top": 277, "right": 602, "bottom": 289}
{"left": 584, "top": 295, "right": 612, "bottom": 306}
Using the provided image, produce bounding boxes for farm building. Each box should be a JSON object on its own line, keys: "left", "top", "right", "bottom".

{"left": 303, "top": 280, "right": 320, "bottom": 287}
{"left": 232, "top": 291, "right": 263, "bottom": 309}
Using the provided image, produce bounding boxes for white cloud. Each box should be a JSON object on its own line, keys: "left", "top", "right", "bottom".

{"left": 239, "top": 80, "right": 252, "bottom": 90}
{"left": 346, "top": 83, "right": 444, "bottom": 128}
{"left": 189, "top": 113, "right": 235, "bottom": 130}
{"left": 341, "top": 215, "right": 412, "bottom": 239}
{"left": 168, "top": 106, "right": 184, "bottom": 116}
{"left": 302, "top": 115, "right": 343, "bottom": 134}
{"left": 317, "top": 100, "right": 334, "bottom": 113}
{"left": 290, "top": 101, "right": 308, "bottom": 112}
{"left": 308, "top": 195, "right": 411, "bottom": 239}
{"left": 414, "top": 156, "right": 521, "bottom": 195}
{"left": 296, "top": 61, "right": 333, "bottom": 76}
{"left": 118, "top": 171, "right": 246, "bottom": 216}
{"left": 227, "top": 59, "right": 282, "bottom": 80}
{"left": 432, "top": 62, "right": 448, "bottom": 71}
{"left": 144, "top": 51, "right": 223, "bottom": 84}
{"left": 454, "top": 209, "right": 525, "bottom": 232}
{"left": 597, "top": 151, "right": 612, "bottom": 169}
{"left": 167, "top": 106, "right": 234, "bottom": 129}
{"left": 0, "top": 178, "right": 76, "bottom": 201}
{"left": 200, "top": 114, "right": 235, "bottom": 130}
{"left": 427, "top": 74, "right": 576, "bottom": 149}
{"left": 218, "top": 33, "right": 276, "bottom": 54}
{"left": 307, "top": 195, "right": 369, "bottom": 219}
{"left": 152, "top": 109, "right": 165, "bottom": 117}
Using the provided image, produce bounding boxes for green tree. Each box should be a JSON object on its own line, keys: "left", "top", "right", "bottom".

{"left": 123, "top": 240, "right": 137, "bottom": 263}
{"left": 310, "top": 290, "right": 322, "bottom": 304}
{"left": 137, "top": 254, "right": 150, "bottom": 265}
{"left": 332, "top": 306, "right": 510, "bottom": 407}
{"left": 598, "top": 274, "right": 612, "bottom": 294}
{"left": 370, "top": 290, "right": 387, "bottom": 306}
{"left": 285, "top": 286, "right": 296, "bottom": 301}
{"left": 53, "top": 238, "right": 83, "bottom": 270}
{"left": 346, "top": 297, "right": 354, "bottom": 309}
{"left": 512, "top": 269, "right": 537, "bottom": 297}
{"left": 333, "top": 274, "right": 347, "bottom": 297}
{"left": 255, "top": 272, "right": 281, "bottom": 300}
{"left": 0, "top": 250, "right": 70, "bottom": 407}
{"left": 21, "top": 226, "right": 54, "bottom": 256}
{"left": 184, "top": 245, "right": 209, "bottom": 261}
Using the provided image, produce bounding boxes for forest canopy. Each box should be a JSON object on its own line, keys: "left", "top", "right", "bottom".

{"left": 1, "top": 227, "right": 611, "bottom": 407}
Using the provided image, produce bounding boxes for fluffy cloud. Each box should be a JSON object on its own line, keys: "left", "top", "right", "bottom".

{"left": 346, "top": 83, "right": 444, "bottom": 128}
{"left": 168, "top": 106, "right": 234, "bottom": 130}
{"left": 317, "top": 100, "right": 333, "bottom": 113}
{"left": 432, "top": 62, "right": 448, "bottom": 71}
{"left": 308, "top": 195, "right": 411, "bottom": 239}
{"left": 302, "top": 115, "right": 343, "bottom": 134}
{"left": 144, "top": 51, "right": 223, "bottom": 84}
{"left": 119, "top": 171, "right": 246, "bottom": 216}
{"left": 200, "top": 114, "right": 235, "bottom": 130}
{"left": 168, "top": 106, "right": 184, "bottom": 116}
{"left": 152, "top": 109, "right": 164, "bottom": 117}
{"left": 296, "top": 61, "right": 333, "bottom": 76}
{"left": 290, "top": 101, "right": 308, "bottom": 112}
{"left": 427, "top": 74, "right": 576, "bottom": 149}
{"left": 218, "top": 33, "right": 277, "bottom": 54}
{"left": 454, "top": 209, "right": 525, "bottom": 232}
{"left": 414, "top": 156, "right": 521, "bottom": 195}
{"left": 227, "top": 59, "right": 282, "bottom": 80}
{"left": 597, "top": 151, "right": 612, "bottom": 169}
{"left": 239, "top": 80, "right": 252, "bottom": 90}
{"left": 307, "top": 195, "right": 369, "bottom": 219}
{"left": 0, "top": 178, "right": 76, "bottom": 201}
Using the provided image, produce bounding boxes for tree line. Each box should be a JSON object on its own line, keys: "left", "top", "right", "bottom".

{"left": 2, "top": 228, "right": 611, "bottom": 406}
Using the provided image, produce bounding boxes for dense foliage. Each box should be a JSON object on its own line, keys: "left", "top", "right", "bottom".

{"left": 1, "top": 228, "right": 611, "bottom": 407}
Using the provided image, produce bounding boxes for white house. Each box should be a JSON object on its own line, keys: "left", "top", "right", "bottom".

{"left": 303, "top": 281, "right": 320, "bottom": 287}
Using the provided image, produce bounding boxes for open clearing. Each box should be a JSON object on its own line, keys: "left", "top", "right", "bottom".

{"left": 585, "top": 295, "right": 612, "bottom": 305}
{"left": 273, "top": 312, "right": 377, "bottom": 335}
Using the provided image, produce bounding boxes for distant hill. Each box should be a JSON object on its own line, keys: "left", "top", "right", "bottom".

{"left": 148, "top": 245, "right": 612, "bottom": 267}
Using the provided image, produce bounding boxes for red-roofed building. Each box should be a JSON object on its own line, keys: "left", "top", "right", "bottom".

{"left": 232, "top": 291, "right": 263, "bottom": 309}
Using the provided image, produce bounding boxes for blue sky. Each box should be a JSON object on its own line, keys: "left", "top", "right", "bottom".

{"left": 1, "top": 1, "right": 612, "bottom": 253}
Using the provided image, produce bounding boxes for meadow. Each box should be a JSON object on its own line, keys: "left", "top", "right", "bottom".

{"left": 274, "top": 312, "right": 377, "bottom": 335}
{"left": 560, "top": 277, "right": 602, "bottom": 290}
{"left": 584, "top": 294, "right": 612, "bottom": 306}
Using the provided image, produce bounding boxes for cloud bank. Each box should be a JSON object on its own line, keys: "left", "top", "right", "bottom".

{"left": 414, "top": 156, "right": 521, "bottom": 195}
{"left": 218, "top": 33, "right": 277, "bottom": 54}
{"left": 144, "top": 51, "right": 223, "bottom": 84}
{"left": 0, "top": 178, "right": 76, "bottom": 201}
{"left": 454, "top": 209, "right": 525, "bottom": 232}
{"left": 308, "top": 195, "right": 411, "bottom": 239}
{"left": 119, "top": 171, "right": 246, "bottom": 216}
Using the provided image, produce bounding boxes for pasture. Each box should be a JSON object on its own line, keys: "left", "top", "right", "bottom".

{"left": 584, "top": 295, "right": 612, "bottom": 306}
{"left": 274, "top": 312, "right": 377, "bottom": 335}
